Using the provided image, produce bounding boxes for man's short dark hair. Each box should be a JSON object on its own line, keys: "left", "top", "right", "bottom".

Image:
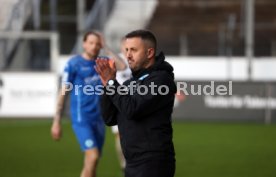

{"left": 83, "top": 30, "right": 100, "bottom": 42}
{"left": 125, "top": 29, "right": 157, "bottom": 50}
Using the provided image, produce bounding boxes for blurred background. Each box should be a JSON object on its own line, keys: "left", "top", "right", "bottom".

{"left": 0, "top": 0, "right": 276, "bottom": 177}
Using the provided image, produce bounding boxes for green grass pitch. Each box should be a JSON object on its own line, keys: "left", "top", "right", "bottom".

{"left": 0, "top": 119, "right": 276, "bottom": 177}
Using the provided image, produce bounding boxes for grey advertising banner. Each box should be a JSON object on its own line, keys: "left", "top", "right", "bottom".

{"left": 173, "top": 81, "right": 276, "bottom": 123}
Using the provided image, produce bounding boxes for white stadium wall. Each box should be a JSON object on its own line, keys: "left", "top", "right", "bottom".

{"left": 2, "top": 55, "right": 276, "bottom": 121}
{"left": 0, "top": 73, "right": 58, "bottom": 118}
{"left": 165, "top": 56, "right": 276, "bottom": 123}
{"left": 166, "top": 56, "right": 276, "bottom": 81}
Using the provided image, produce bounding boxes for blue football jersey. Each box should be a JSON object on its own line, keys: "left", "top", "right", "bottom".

{"left": 62, "top": 55, "right": 107, "bottom": 124}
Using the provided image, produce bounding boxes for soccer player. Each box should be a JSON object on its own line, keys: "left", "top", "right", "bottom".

{"left": 96, "top": 30, "right": 176, "bottom": 177}
{"left": 50, "top": 30, "right": 126, "bottom": 177}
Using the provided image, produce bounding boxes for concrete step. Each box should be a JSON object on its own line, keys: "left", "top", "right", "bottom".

{"left": 104, "top": 0, "right": 158, "bottom": 52}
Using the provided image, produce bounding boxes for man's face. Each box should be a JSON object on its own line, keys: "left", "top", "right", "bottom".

{"left": 83, "top": 34, "right": 102, "bottom": 58}
{"left": 125, "top": 37, "right": 150, "bottom": 72}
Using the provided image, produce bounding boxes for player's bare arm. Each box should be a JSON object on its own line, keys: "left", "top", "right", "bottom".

{"left": 97, "top": 32, "right": 126, "bottom": 70}
{"left": 51, "top": 86, "right": 69, "bottom": 141}
{"left": 103, "top": 45, "right": 126, "bottom": 70}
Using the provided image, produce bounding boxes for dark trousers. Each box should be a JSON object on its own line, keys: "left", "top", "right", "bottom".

{"left": 125, "top": 158, "right": 175, "bottom": 177}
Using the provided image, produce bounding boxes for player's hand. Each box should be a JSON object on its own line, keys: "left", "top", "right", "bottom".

{"left": 95, "top": 59, "right": 116, "bottom": 86}
{"left": 51, "top": 120, "right": 62, "bottom": 141}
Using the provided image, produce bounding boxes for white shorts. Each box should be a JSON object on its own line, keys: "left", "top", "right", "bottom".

{"left": 111, "top": 125, "right": 119, "bottom": 134}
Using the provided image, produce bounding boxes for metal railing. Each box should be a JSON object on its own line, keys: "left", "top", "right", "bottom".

{"left": 0, "top": 31, "right": 59, "bottom": 72}
{"left": 72, "top": 0, "right": 115, "bottom": 54}
{"left": 0, "top": 0, "right": 33, "bottom": 70}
